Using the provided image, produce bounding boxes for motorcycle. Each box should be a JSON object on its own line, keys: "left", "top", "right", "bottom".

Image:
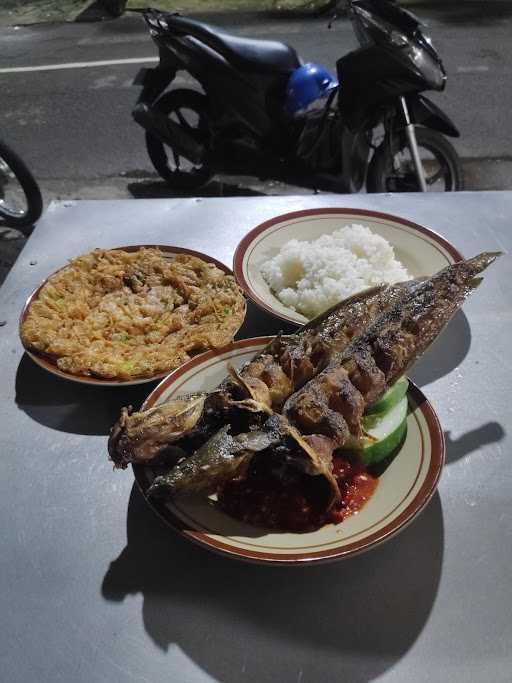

{"left": 0, "top": 138, "right": 43, "bottom": 229}
{"left": 132, "top": 0, "right": 463, "bottom": 193}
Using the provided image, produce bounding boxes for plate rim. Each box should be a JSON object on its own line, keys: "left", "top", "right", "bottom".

{"left": 233, "top": 207, "right": 465, "bottom": 325}
{"left": 133, "top": 336, "right": 445, "bottom": 566}
{"left": 19, "top": 244, "right": 241, "bottom": 387}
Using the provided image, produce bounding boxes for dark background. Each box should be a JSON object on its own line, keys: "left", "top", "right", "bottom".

{"left": 1, "top": 1, "right": 511, "bottom": 201}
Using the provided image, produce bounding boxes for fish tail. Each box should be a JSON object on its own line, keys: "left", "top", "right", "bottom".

{"left": 464, "top": 251, "right": 503, "bottom": 275}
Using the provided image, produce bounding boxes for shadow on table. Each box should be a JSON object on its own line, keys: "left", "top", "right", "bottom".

{"left": 408, "top": 310, "right": 471, "bottom": 388}
{"left": 444, "top": 422, "right": 505, "bottom": 465}
{"left": 236, "top": 299, "right": 297, "bottom": 339}
{"left": 15, "top": 353, "right": 153, "bottom": 435}
{"left": 127, "top": 179, "right": 267, "bottom": 199}
{"left": 14, "top": 302, "right": 292, "bottom": 436}
{"left": 102, "top": 486, "right": 444, "bottom": 683}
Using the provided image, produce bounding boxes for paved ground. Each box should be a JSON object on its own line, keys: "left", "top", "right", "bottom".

{"left": 1, "top": 2, "right": 511, "bottom": 282}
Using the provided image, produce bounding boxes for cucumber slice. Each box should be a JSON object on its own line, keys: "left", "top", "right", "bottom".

{"left": 365, "top": 376, "right": 409, "bottom": 415}
{"left": 342, "top": 396, "right": 408, "bottom": 465}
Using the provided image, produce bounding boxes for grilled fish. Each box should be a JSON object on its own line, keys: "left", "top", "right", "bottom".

{"left": 144, "top": 252, "right": 500, "bottom": 506}
{"left": 109, "top": 281, "right": 411, "bottom": 468}
{"left": 284, "top": 252, "right": 501, "bottom": 449}
{"left": 227, "top": 281, "right": 414, "bottom": 409}
{"left": 148, "top": 413, "right": 341, "bottom": 509}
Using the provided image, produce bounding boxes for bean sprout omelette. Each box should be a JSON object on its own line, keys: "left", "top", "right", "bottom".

{"left": 20, "top": 248, "right": 246, "bottom": 380}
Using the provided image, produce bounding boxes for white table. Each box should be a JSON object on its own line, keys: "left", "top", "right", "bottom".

{"left": 1, "top": 193, "right": 511, "bottom": 683}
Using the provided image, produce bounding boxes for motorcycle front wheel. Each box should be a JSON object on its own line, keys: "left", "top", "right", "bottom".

{"left": 0, "top": 140, "right": 43, "bottom": 228}
{"left": 367, "top": 127, "right": 463, "bottom": 193}
{"left": 145, "top": 89, "right": 213, "bottom": 191}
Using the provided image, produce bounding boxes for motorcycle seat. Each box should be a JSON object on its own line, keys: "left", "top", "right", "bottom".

{"left": 163, "top": 14, "right": 300, "bottom": 73}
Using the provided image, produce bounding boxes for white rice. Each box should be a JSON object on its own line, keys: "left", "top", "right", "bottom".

{"left": 260, "top": 224, "right": 409, "bottom": 319}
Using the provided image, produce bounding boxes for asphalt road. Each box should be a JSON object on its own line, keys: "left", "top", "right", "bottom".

{"left": 0, "top": 1, "right": 512, "bottom": 204}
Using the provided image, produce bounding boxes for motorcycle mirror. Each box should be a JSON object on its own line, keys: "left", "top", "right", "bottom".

{"left": 328, "top": 0, "right": 352, "bottom": 28}
{"left": 327, "top": 0, "right": 350, "bottom": 28}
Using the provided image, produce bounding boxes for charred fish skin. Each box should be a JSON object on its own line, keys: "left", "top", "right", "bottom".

{"left": 147, "top": 414, "right": 288, "bottom": 498}
{"left": 220, "top": 281, "right": 416, "bottom": 411}
{"left": 217, "top": 287, "right": 393, "bottom": 408}
{"left": 285, "top": 252, "right": 501, "bottom": 447}
{"left": 360, "top": 251, "right": 502, "bottom": 388}
{"left": 148, "top": 426, "right": 250, "bottom": 498}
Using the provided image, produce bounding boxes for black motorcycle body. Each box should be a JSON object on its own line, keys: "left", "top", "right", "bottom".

{"left": 133, "top": 1, "right": 462, "bottom": 193}
{"left": 337, "top": 44, "right": 451, "bottom": 133}
{"left": 134, "top": 16, "right": 296, "bottom": 155}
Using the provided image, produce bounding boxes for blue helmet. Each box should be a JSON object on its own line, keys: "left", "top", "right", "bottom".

{"left": 285, "top": 62, "right": 338, "bottom": 117}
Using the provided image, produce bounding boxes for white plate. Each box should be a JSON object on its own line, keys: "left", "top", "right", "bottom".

{"left": 233, "top": 207, "right": 463, "bottom": 324}
{"left": 133, "top": 337, "right": 445, "bottom": 565}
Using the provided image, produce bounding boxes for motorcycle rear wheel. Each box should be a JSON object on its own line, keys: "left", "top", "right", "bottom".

{"left": 145, "top": 89, "right": 213, "bottom": 191}
{"left": 0, "top": 139, "right": 43, "bottom": 228}
{"left": 367, "top": 127, "right": 463, "bottom": 193}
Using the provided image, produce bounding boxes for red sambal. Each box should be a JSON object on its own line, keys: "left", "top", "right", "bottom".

{"left": 218, "top": 456, "right": 378, "bottom": 532}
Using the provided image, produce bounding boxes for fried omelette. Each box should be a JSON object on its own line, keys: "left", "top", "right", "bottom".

{"left": 20, "top": 248, "right": 246, "bottom": 380}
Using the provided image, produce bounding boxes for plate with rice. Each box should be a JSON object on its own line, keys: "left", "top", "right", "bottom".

{"left": 233, "top": 208, "right": 463, "bottom": 324}
{"left": 19, "top": 245, "right": 246, "bottom": 386}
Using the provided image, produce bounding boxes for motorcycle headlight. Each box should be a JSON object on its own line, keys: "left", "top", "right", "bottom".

{"left": 409, "top": 44, "right": 446, "bottom": 90}
{"left": 417, "top": 28, "right": 442, "bottom": 64}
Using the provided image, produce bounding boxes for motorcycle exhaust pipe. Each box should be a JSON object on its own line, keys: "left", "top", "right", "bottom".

{"left": 132, "top": 103, "right": 205, "bottom": 165}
